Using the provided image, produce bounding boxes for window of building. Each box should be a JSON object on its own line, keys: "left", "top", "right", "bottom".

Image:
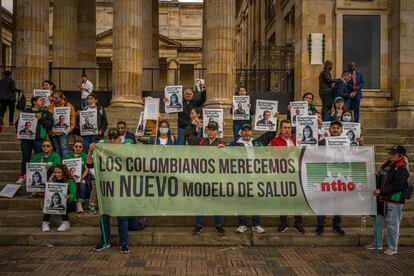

{"left": 343, "top": 15, "right": 380, "bottom": 89}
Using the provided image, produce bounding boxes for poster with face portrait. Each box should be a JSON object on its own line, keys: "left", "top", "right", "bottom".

{"left": 203, "top": 109, "right": 224, "bottom": 138}
{"left": 26, "top": 163, "right": 47, "bottom": 192}
{"left": 62, "top": 158, "right": 82, "bottom": 183}
{"left": 17, "top": 113, "right": 38, "bottom": 140}
{"left": 296, "top": 116, "right": 318, "bottom": 147}
{"left": 165, "top": 85, "right": 183, "bottom": 113}
{"left": 290, "top": 101, "right": 309, "bottom": 127}
{"left": 341, "top": 122, "right": 361, "bottom": 146}
{"left": 144, "top": 97, "right": 160, "bottom": 120}
{"left": 135, "top": 112, "right": 146, "bottom": 137}
{"left": 43, "top": 182, "right": 68, "bottom": 215}
{"left": 254, "top": 100, "right": 278, "bottom": 131}
{"left": 52, "top": 107, "right": 71, "bottom": 133}
{"left": 232, "top": 96, "right": 250, "bottom": 120}
{"left": 80, "top": 109, "right": 98, "bottom": 136}
{"left": 33, "top": 89, "right": 51, "bottom": 107}
{"left": 325, "top": 136, "right": 351, "bottom": 148}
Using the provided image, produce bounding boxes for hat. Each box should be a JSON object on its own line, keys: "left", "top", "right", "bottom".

{"left": 241, "top": 123, "right": 252, "bottom": 130}
{"left": 334, "top": 97, "right": 344, "bottom": 103}
{"left": 107, "top": 129, "right": 120, "bottom": 140}
{"left": 387, "top": 144, "right": 407, "bottom": 156}
{"left": 206, "top": 121, "right": 219, "bottom": 130}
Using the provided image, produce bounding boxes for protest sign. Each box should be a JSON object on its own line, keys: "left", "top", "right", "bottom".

{"left": 254, "top": 100, "right": 278, "bottom": 131}
{"left": 43, "top": 182, "right": 68, "bottom": 215}
{"left": 232, "top": 96, "right": 250, "bottom": 120}
{"left": 80, "top": 109, "right": 98, "bottom": 136}
{"left": 325, "top": 136, "right": 351, "bottom": 148}
{"left": 17, "top": 113, "right": 37, "bottom": 140}
{"left": 290, "top": 101, "right": 308, "bottom": 127}
{"left": 144, "top": 97, "right": 159, "bottom": 120}
{"left": 0, "top": 184, "right": 21, "bottom": 198}
{"left": 63, "top": 158, "right": 82, "bottom": 183}
{"left": 33, "top": 89, "right": 51, "bottom": 107}
{"left": 26, "top": 163, "right": 47, "bottom": 192}
{"left": 135, "top": 112, "right": 146, "bottom": 137}
{"left": 165, "top": 86, "right": 183, "bottom": 113}
{"left": 296, "top": 116, "right": 318, "bottom": 147}
{"left": 52, "top": 107, "right": 71, "bottom": 133}
{"left": 341, "top": 122, "right": 361, "bottom": 146}
{"left": 203, "top": 109, "right": 224, "bottom": 138}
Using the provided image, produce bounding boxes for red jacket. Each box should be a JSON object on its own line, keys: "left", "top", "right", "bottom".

{"left": 271, "top": 135, "right": 296, "bottom": 146}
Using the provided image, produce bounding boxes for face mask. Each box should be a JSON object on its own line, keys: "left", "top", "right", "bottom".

{"left": 159, "top": 128, "right": 169, "bottom": 135}
{"left": 342, "top": 116, "right": 352, "bottom": 122}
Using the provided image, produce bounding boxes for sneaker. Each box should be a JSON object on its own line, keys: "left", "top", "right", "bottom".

{"left": 293, "top": 225, "right": 305, "bottom": 234}
{"left": 277, "top": 223, "right": 288, "bottom": 233}
{"left": 251, "top": 225, "right": 266, "bottom": 234}
{"left": 236, "top": 225, "right": 248, "bottom": 233}
{"left": 42, "top": 221, "right": 50, "bottom": 232}
{"left": 16, "top": 176, "right": 25, "bottom": 185}
{"left": 332, "top": 226, "right": 345, "bottom": 235}
{"left": 215, "top": 226, "right": 226, "bottom": 236}
{"left": 120, "top": 246, "right": 130, "bottom": 254}
{"left": 88, "top": 206, "right": 97, "bottom": 215}
{"left": 93, "top": 243, "right": 111, "bottom": 252}
{"left": 365, "top": 242, "right": 383, "bottom": 250}
{"left": 76, "top": 201, "right": 84, "bottom": 213}
{"left": 57, "top": 221, "right": 71, "bottom": 232}
{"left": 315, "top": 226, "right": 324, "bottom": 235}
{"left": 192, "top": 226, "right": 204, "bottom": 235}
{"left": 384, "top": 248, "right": 397, "bottom": 255}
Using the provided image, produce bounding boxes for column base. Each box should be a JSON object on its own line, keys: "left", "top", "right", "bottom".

{"left": 203, "top": 98, "right": 232, "bottom": 109}
{"left": 110, "top": 97, "right": 144, "bottom": 108}
{"left": 390, "top": 105, "right": 414, "bottom": 128}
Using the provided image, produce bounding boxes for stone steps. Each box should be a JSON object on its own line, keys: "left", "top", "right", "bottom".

{"left": 1, "top": 226, "right": 413, "bottom": 246}
{"left": 0, "top": 170, "right": 20, "bottom": 182}
{"left": 0, "top": 160, "right": 21, "bottom": 170}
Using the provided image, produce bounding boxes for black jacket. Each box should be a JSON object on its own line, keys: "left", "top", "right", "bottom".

{"left": 177, "top": 91, "right": 206, "bottom": 128}
{"left": 124, "top": 131, "right": 136, "bottom": 144}
{"left": 318, "top": 69, "right": 335, "bottom": 95}
{"left": 185, "top": 126, "right": 223, "bottom": 146}
{"left": 82, "top": 105, "right": 108, "bottom": 134}
{"left": 0, "top": 77, "right": 17, "bottom": 101}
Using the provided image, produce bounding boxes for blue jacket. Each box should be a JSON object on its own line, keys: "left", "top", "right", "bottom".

{"left": 347, "top": 71, "right": 364, "bottom": 100}
{"left": 333, "top": 78, "right": 351, "bottom": 109}
{"left": 148, "top": 135, "right": 177, "bottom": 145}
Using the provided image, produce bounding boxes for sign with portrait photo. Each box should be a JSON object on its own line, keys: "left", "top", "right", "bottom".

{"left": 17, "top": 113, "right": 37, "bottom": 140}
{"left": 33, "top": 89, "right": 51, "bottom": 107}
{"left": 26, "top": 163, "right": 47, "bottom": 192}
{"left": 203, "top": 109, "right": 224, "bottom": 138}
{"left": 341, "top": 122, "right": 361, "bottom": 146}
{"left": 52, "top": 107, "right": 71, "bottom": 133}
{"left": 62, "top": 158, "right": 82, "bottom": 183}
{"left": 232, "top": 96, "right": 250, "bottom": 120}
{"left": 254, "top": 100, "right": 278, "bottom": 131}
{"left": 135, "top": 112, "right": 146, "bottom": 137}
{"left": 290, "top": 101, "right": 309, "bottom": 127}
{"left": 80, "top": 109, "right": 98, "bottom": 136}
{"left": 296, "top": 116, "right": 318, "bottom": 147}
{"left": 43, "top": 182, "right": 68, "bottom": 215}
{"left": 165, "top": 85, "right": 183, "bottom": 113}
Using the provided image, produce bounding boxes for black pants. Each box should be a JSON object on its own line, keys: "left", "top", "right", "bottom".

{"left": 0, "top": 100, "right": 15, "bottom": 124}
{"left": 43, "top": 201, "right": 76, "bottom": 222}
{"left": 317, "top": 215, "right": 341, "bottom": 228}
{"left": 280, "top": 216, "right": 303, "bottom": 226}
{"left": 319, "top": 92, "right": 333, "bottom": 119}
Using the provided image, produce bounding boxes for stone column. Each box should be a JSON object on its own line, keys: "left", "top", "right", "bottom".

{"left": 53, "top": 0, "right": 78, "bottom": 90}
{"left": 167, "top": 59, "right": 178, "bottom": 86}
{"left": 111, "top": 0, "right": 144, "bottom": 107}
{"left": 204, "top": 0, "right": 236, "bottom": 107}
{"left": 141, "top": 0, "right": 153, "bottom": 92}
{"left": 78, "top": 0, "right": 97, "bottom": 81}
{"left": 152, "top": 0, "right": 160, "bottom": 90}
{"left": 14, "top": 0, "right": 49, "bottom": 94}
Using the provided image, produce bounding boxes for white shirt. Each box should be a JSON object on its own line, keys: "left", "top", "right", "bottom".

{"left": 282, "top": 136, "right": 294, "bottom": 147}
{"left": 81, "top": 80, "right": 94, "bottom": 99}
{"left": 159, "top": 137, "right": 168, "bottom": 145}
{"left": 237, "top": 137, "right": 253, "bottom": 147}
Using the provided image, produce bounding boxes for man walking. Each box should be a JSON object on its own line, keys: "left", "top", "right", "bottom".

{"left": 318, "top": 60, "right": 336, "bottom": 118}
{"left": 0, "top": 71, "right": 19, "bottom": 130}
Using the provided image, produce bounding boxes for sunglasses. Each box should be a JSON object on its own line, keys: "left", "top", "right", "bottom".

{"left": 42, "top": 144, "right": 51, "bottom": 148}
{"left": 74, "top": 145, "right": 83, "bottom": 148}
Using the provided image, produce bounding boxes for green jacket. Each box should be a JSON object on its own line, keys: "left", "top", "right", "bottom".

{"left": 32, "top": 151, "right": 61, "bottom": 168}
{"left": 54, "top": 179, "right": 77, "bottom": 202}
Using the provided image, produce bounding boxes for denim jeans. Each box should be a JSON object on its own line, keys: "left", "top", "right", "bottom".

{"left": 239, "top": 215, "right": 260, "bottom": 226}
{"left": 20, "top": 138, "right": 44, "bottom": 175}
{"left": 82, "top": 135, "right": 99, "bottom": 153}
{"left": 51, "top": 134, "right": 69, "bottom": 159}
{"left": 232, "top": 120, "right": 250, "bottom": 139}
{"left": 317, "top": 215, "right": 341, "bottom": 228}
{"left": 376, "top": 203, "right": 404, "bottom": 250}
{"left": 76, "top": 182, "right": 91, "bottom": 202}
{"left": 99, "top": 214, "right": 129, "bottom": 248}
{"left": 178, "top": 127, "right": 186, "bottom": 145}
{"left": 195, "top": 216, "right": 223, "bottom": 227}
{"left": 80, "top": 98, "right": 88, "bottom": 110}
{"left": 280, "top": 216, "right": 303, "bottom": 226}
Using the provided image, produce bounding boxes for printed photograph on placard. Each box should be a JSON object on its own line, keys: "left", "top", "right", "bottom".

{"left": 43, "top": 182, "right": 68, "bottom": 215}
{"left": 80, "top": 109, "right": 98, "bottom": 136}
{"left": 296, "top": 116, "right": 318, "bottom": 147}
{"left": 232, "top": 96, "right": 250, "bottom": 120}
{"left": 254, "top": 100, "right": 278, "bottom": 131}
{"left": 203, "top": 109, "right": 224, "bottom": 138}
{"left": 290, "top": 101, "right": 309, "bottom": 127}
{"left": 62, "top": 158, "right": 82, "bottom": 183}
{"left": 26, "top": 163, "right": 47, "bottom": 192}
{"left": 144, "top": 97, "right": 160, "bottom": 120}
{"left": 52, "top": 107, "right": 71, "bottom": 133}
{"left": 165, "top": 85, "right": 183, "bottom": 113}
{"left": 33, "top": 89, "right": 51, "bottom": 107}
{"left": 325, "top": 136, "right": 351, "bottom": 148}
{"left": 135, "top": 112, "right": 146, "bottom": 137}
{"left": 17, "top": 113, "right": 37, "bottom": 140}
{"left": 341, "top": 122, "right": 361, "bottom": 146}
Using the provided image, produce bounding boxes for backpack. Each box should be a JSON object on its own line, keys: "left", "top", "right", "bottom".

{"left": 16, "top": 93, "right": 26, "bottom": 111}
{"left": 402, "top": 181, "right": 413, "bottom": 200}
{"left": 128, "top": 216, "right": 146, "bottom": 231}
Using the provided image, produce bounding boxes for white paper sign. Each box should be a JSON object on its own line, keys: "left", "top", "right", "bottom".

{"left": 325, "top": 136, "right": 351, "bottom": 148}
{"left": 296, "top": 116, "right": 318, "bottom": 147}
{"left": 33, "top": 89, "right": 51, "bottom": 107}
{"left": 341, "top": 122, "right": 361, "bottom": 146}
{"left": 63, "top": 158, "right": 82, "bottom": 183}
{"left": 203, "top": 109, "right": 224, "bottom": 138}
{"left": 43, "top": 182, "right": 68, "bottom": 215}
{"left": 80, "top": 109, "right": 98, "bottom": 136}
{"left": 17, "top": 113, "right": 37, "bottom": 140}
{"left": 232, "top": 96, "right": 250, "bottom": 120}
{"left": 144, "top": 97, "right": 160, "bottom": 120}
{"left": 310, "top": 33, "right": 324, "bottom": 65}
{"left": 164, "top": 86, "right": 183, "bottom": 113}
{"left": 290, "top": 101, "right": 309, "bottom": 127}
{"left": 254, "top": 100, "right": 278, "bottom": 131}
{"left": 26, "top": 163, "right": 47, "bottom": 192}
{"left": 52, "top": 107, "right": 71, "bottom": 133}
{"left": 0, "top": 184, "right": 21, "bottom": 198}
{"left": 135, "top": 112, "right": 146, "bottom": 137}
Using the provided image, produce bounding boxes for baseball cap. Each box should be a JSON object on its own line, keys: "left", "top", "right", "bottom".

{"left": 334, "top": 97, "right": 344, "bottom": 103}
{"left": 107, "top": 129, "right": 120, "bottom": 140}
{"left": 206, "top": 121, "right": 219, "bottom": 130}
{"left": 387, "top": 144, "right": 407, "bottom": 156}
{"left": 241, "top": 123, "right": 252, "bottom": 130}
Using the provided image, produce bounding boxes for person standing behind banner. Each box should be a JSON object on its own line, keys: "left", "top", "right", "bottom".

{"left": 81, "top": 93, "right": 108, "bottom": 152}
{"left": 346, "top": 62, "right": 364, "bottom": 123}
{"left": 148, "top": 120, "right": 177, "bottom": 145}
{"left": 117, "top": 121, "right": 136, "bottom": 144}
{"left": 41, "top": 164, "right": 76, "bottom": 232}
{"left": 185, "top": 121, "right": 226, "bottom": 236}
{"left": 365, "top": 145, "right": 410, "bottom": 255}
{"left": 42, "top": 80, "right": 56, "bottom": 93}
{"left": 315, "top": 111, "right": 328, "bottom": 141}
{"left": 79, "top": 74, "right": 94, "bottom": 109}
{"left": 325, "top": 97, "right": 346, "bottom": 122}
{"left": 287, "top": 92, "right": 317, "bottom": 136}
{"left": 270, "top": 120, "right": 305, "bottom": 234}
{"left": 319, "top": 60, "right": 336, "bottom": 119}
{"left": 230, "top": 86, "right": 255, "bottom": 139}
{"left": 332, "top": 70, "right": 353, "bottom": 110}
{"left": 340, "top": 110, "right": 354, "bottom": 123}
{"left": 189, "top": 107, "right": 203, "bottom": 138}
{"left": 16, "top": 96, "right": 54, "bottom": 184}
{"left": 47, "top": 91, "right": 76, "bottom": 159}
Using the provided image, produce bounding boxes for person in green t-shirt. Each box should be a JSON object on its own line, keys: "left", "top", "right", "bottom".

{"left": 32, "top": 140, "right": 61, "bottom": 176}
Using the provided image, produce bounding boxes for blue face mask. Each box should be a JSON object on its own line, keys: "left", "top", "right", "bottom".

{"left": 342, "top": 116, "right": 352, "bottom": 122}
{"left": 159, "top": 128, "right": 169, "bottom": 135}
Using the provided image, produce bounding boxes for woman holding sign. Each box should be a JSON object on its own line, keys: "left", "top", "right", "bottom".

{"left": 42, "top": 164, "right": 77, "bottom": 232}
{"left": 16, "top": 96, "right": 54, "bottom": 184}
{"left": 324, "top": 97, "right": 345, "bottom": 122}
{"left": 231, "top": 86, "right": 254, "bottom": 139}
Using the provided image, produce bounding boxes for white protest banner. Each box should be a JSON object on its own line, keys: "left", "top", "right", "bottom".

{"left": 203, "top": 109, "right": 224, "bottom": 138}
{"left": 52, "top": 107, "right": 71, "bottom": 133}
{"left": 26, "top": 163, "right": 47, "bottom": 192}
{"left": 325, "top": 136, "right": 351, "bottom": 148}
{"left": 33, "top": 89, "right": 51, "bottom": 107}
{"left": 341, "top": 122, "right": 361, "bottom": 146}
{"left": 17, "top": 113, "right": 37, "bottom": 140}
{"left": 144, "top": 97, "right": 159, "bottom": 120}
{"left": 80, "top": 109, "right": 98, "bottom": 136}
{"left": 63, "top": 158, "right": 82, "bottom": 183}
{"left": 232, "top": 96, "right": 250, "bottom": 120}
{"left": 165, "top": 86, "right": 183, "bottom": 113}
{"left": 254, "top": 100, "right": 278, "bottom": 131}
{"left": 135, "top": 112, "right": 146, "bottom": 137}
{"left": 0, "top": 184, "right": 21, "bottom": 198}
{"left": 43, "top": 182, "right": 68, "bottom": 215}
{"left": 296, "top": 116, "right": 318, "bottom": 147}
{"left": 290, "top": 101, "right": 308, "bottom": 127}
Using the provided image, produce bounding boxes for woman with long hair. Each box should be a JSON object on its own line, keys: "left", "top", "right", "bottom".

{"left": 148, "top": 120, "right": 177, "bottom": 145}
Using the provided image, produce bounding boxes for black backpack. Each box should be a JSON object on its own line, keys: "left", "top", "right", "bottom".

{"left": 16, "top": 93, "right": 26, "bottom": 111}
{"left": 402, "top": 181, "right": 413, "bottom": 200}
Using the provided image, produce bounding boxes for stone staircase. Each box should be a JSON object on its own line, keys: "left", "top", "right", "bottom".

{"left": 0, "top": 124, "right": 413, "bottom": 247}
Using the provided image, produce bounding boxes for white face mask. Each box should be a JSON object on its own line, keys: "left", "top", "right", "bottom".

{"left": 342, "top": 116, "right": 352, "bottom": 122}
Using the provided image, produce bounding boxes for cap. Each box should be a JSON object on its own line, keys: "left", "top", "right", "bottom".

{"left": 334, "top": 96, "right": 344, "bottom": 103}
{"left": 107, "top": 128, "right": 120, "bottom": 140}
{"left": 241, "top": 123, "right": 252, "bottom": 130}
{"left": 206, "top": 121, "right": 219, "bottom": 130}
{"left": 387, "top": 144, "right": 407, "bottom": 156}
